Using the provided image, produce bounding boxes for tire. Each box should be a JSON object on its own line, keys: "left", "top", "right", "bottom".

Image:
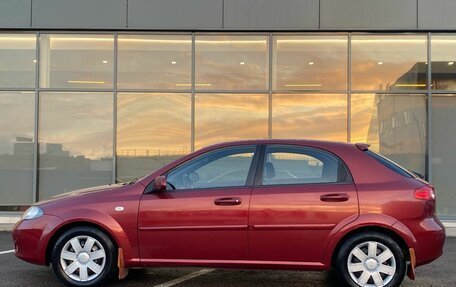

{"left": 51, "top": 226, "right": 117, "bottom": 287}
{"left": 335, "top": 231, "right": 406, "bottom": 287}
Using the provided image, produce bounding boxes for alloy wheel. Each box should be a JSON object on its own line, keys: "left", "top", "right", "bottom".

{"left": 347, "top": 241, "right": 396, "bottom": 287}
{"left": 59, "top": 235, "right": 106, "bottom": 282}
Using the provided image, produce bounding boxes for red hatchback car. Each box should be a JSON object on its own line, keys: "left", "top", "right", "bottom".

{"left": 13, "top": 140, "right": 445, "bottom": 287}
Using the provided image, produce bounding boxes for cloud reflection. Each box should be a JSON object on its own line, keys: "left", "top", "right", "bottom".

{"left": 39, "top": 92, "right": 113, "bottom": 160}
{"left": 272, "top": 94, "right": 347, "bottom": 141}
{"left": 195, "top": 94, "right": 268, "bottom": 149}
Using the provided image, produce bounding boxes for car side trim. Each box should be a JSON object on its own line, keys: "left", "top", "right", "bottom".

{"left": 138, "top": 225, "right": 248, "bottom": 231}
{"left": 140, "top": 258, "right": 326, "bottom": 270}
{"left": 251, "top": 224, "right": 336, "bottom": 230}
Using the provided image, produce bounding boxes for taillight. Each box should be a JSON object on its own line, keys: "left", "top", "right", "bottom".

{"left": 414, "top": 185, "right": 435, "bottom": 200}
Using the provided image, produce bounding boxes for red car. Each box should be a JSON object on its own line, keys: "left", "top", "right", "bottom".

{"left": 13, "top": 140, "right": 445, "bottom": 287}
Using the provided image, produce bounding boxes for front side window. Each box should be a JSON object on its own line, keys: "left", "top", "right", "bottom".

{"left": 167, "top": 146, "right": 256, "bottom": 190}
{"left": 261, "top": 146, "right": 350, "bottom": 186}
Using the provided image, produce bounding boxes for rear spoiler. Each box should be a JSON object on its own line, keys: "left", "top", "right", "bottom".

{"left": 355, "top": 143, "right": 371, "bottom": 151}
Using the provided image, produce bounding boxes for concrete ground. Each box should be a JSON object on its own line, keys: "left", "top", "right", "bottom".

{"left": 0, "top": 231, "right": 454, "bottom": 286}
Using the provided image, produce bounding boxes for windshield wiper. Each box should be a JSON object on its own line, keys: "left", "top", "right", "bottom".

{"left": 128, "top": 177, "right": 139, "bottom": 185}
{"left": 119, "top": 177, "right": 139, "bottom": 185}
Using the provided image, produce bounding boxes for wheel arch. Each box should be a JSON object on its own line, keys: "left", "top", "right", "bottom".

{"left": 329, "top": 225, "right": 410, "bottom": 268}
{"left": 45, "top": 220, "right": 120, "bottom": 265}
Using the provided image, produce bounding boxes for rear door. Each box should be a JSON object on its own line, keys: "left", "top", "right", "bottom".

{"left": 249, "top": 144, "right": 359, "bottom": 263}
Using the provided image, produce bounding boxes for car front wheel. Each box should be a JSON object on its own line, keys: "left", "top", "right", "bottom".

{"left": 336, "top": 231, "right": 406, "bottom": 287}
{"left": 51, "top": 226, "right": 116, "bottom": 287}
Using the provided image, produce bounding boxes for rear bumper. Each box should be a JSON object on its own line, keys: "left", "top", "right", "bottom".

{"left": 414, "top": 217, "right": 445, "bottom": 266}
{"left": 395, "top": 217, "right": 445, "bottom": 267}
{"left": 12, "top": 214, "right": 63, "bottom": 266}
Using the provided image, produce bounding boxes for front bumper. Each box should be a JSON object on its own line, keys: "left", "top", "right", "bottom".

{"left": 12, "top": 214, "right": 63, "bottom": 266}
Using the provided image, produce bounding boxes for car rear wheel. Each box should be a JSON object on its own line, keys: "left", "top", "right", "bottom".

{"left": 336, "top": 231, "right": 406, "bottom": 287}
{"left": 51, "top": 226, "right": 116, "bottom": 287}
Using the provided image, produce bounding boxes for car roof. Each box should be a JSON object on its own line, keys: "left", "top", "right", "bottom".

{"left": 200, "top": 139, "right": 356, "bottom": 151}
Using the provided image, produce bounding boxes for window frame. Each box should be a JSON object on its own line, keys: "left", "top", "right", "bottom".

{"left": 147, "top": 145, "right": 262, "bottom": 193}
{"left": 253, "top": 144, "right": 353, "bottom": 187}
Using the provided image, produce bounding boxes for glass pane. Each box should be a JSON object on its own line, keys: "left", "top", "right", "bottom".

{"left": 431, "top": 95, "right": 456, "bottom": 219}
{"left": 351, "top": 93, "right": 426, "bottom": 175}
{"left": 38, "top": 92, "right": 113, "bottom": 199}
{"left": 195, "top": 35, "right": 268, "bottom": 90}
{"left": 117, "top": 93, "right": 191, "bottom": 182}
{"left": 0, "top": 34, "right": 36, "bottom": 88}
{"left": 167, "top": 146, "right": 255, "bottom": 190}
{"left": 0, "top": 92, "right": 34, "bottom": 205}
{"left": 118, "top": 35, "right": 191, "bottom": 90}
{"left": 351, "top": 35, "right": 427, "bottom": 91}
{"left": 40, "top": 34, "right": 114, "bottom": 89}
{"left": 195, "top": 94, "right": 268, "bottom": 149}
{"left": 263, "top": 147, "right": 340, "bottom": 185}
{"left": 431, "top": 35, "right": 456, "bottom": 90}
{"left": 272, "top": 93, "right": 347, "bottom": 141}
{"left": 273, "top": 35, "right": 347, "bottom": 90}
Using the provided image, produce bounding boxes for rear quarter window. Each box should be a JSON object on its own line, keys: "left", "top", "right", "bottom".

{"left": 365, "top": 151, "right": 414, "bottom": 178}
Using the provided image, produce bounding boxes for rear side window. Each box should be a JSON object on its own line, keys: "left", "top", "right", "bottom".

{"left": 365, "top": 151, "right": 413, "bottom": 178}
{"left": 260, "top": 145, "right": 352, "bottom": 186}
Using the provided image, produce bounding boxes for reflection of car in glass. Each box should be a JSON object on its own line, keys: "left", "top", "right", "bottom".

{"left": 12, "top": 140, "right": 445, "bottom": 287}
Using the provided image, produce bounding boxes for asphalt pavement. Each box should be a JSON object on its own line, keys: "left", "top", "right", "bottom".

{"left": 0, "top": 231, "right": 454, "bottom": 286}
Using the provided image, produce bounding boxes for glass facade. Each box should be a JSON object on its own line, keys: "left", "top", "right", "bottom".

{"left": 272, "top": 93, "right": 347, "bottom": 141}
{"left": 38, "top": 92, "right": 113, "bottom": 199}
{"left": 0, "top": 34, "right": 36, "bottom": 88}
{"left": 351, "top": 35, "right": 428, "bottom": 91}
{"left": 195, "top": 35, "right": 269, "bottom": 90}
{"left": 273, "top": 35, "right": 347, "bottom": 90}
{"left": 0, "top": 91, "right": 34, "bottom": 205}
{"left": 116, "top": 93, "right": 191, "bottom": 182}
{"left": 431, "top": 95, "right": 456, "bottom": 219}
{"left": 0, "top": 32, "right": 455, "bottom": 219}
{"left": 117, "top": 35, "right": 192, "bottom": 89}
{"left": 40, "top": 34, "right": 114, "bottom": 89}
{"left": 195, "top": 93, "right": 268, "bottom": 149}
{"left": 351, "top": 93, "right": 427, "bottom": 175}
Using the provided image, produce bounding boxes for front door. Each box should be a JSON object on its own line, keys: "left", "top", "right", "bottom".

{"left": 138, "top": 145, "right": 259, "bottom": 261}
{"left": 249, "top": 144, "right": 359, "bottom": 263}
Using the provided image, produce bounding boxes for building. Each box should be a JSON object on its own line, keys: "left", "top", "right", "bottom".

{"left": 0, "top": 0, "right": 455, "bottom": 224}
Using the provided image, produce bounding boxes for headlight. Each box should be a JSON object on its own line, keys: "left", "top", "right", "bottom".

{"left": 21, "top": 206, "right": 44, "bottom": 220}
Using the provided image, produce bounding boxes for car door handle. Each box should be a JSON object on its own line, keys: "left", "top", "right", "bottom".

{"left": 320, "top": 193, "right": 350, "bottom": 202}
{"left": 214, "top": 197, "right": 242, "bottom": 206}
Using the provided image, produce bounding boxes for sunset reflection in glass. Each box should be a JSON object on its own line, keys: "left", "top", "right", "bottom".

{"left": 431, "top": 35, "right": 456, "bottom": 90}
{"left": 273, "top": 35, "right": 347, "bottom": 91}
{"left": 38, "top": 92, "right": 113, "bottom": 199}
{"left": 195, "top": 93, "right": 268, "bottom": 149}
{"left": 195, "top": 35, "right": 269, "bottom": 90}
{"left": 351, "top": 93, "right": 426, "bottom": 175}
{"left": 272, "top": 93, "right": 347, "bottom": 141}
{"left": 118, "top": 35, "right": 191, "bottom": 89}
{"left": 117, "top": 93, "right": 191, "bottom": 181}
{"left": 351, "top": 35, "right": 427, "bottom": 91}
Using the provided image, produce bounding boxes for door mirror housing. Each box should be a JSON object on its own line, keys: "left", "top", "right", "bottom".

{"left": 152, "top": 175, "right": 167, "bottom": 192}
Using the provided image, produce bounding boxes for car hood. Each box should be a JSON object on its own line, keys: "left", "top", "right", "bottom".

{"left": 36, "top": 183, "right": 125, "bottom": 206}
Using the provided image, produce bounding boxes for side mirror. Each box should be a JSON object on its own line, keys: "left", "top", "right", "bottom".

{"left": 152, "top": 175, "right": 167, "bottom": 192}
